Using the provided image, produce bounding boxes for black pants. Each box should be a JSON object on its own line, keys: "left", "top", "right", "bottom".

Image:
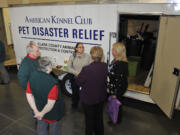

{"left": 82, "top": 102, "right": 104, "bottom": 135}
{"left": 117, "top": 96, "right": 124, "bottom": 123}
{"left": 117, "top": 105, "right": 123, "bottom": 123}
{"left": 70, "top": 77, "right": 80, "bottom": 108}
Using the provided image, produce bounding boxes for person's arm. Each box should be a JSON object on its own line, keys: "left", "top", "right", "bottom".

{"left": 87, "top": 54, "right": 91, "bottom": 64}
{"left": 18, "top": 63, "right": 30, "bottom": 89}
{"left": 35, "top": 100, "right": 56, "bottom": 120}
{"left": 26, "top": 93, "right": 39, "bottom": 115}
{"left": 26, "top": 82, "right": 39, "bottom": 115}
{"left": 116, "top": 65, "right": 128, "bottom": 97}
{"left": 67, "top": 55, "right": 78, "bottom": 75}
{"left": 76, "top": 67, "right": 87, "bottom": 86}
{"left": 35, "top": 85, "right": 58, "bottom": 120}
{"left": 108, "top": 65, "right": 117, "bottom": 96}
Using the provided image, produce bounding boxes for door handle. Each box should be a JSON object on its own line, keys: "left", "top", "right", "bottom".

{"left": 173, "top": 67, "right": 179, "bottom": 76}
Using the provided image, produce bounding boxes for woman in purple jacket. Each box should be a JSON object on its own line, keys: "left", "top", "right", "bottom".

{"left": 76, "top": 46, "right": 108, "bottom": 135}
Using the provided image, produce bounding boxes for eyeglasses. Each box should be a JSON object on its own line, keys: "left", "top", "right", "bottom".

{"left": 77, "top": 47, "right": 84, "bottom": 49}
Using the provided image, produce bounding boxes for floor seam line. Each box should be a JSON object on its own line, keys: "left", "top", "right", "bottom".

{"left": 0, "top": 121, "right": 16, "bottom": 134}
{"left": 14, "top": 115, "right": 36, "bottom": 133}
{"left": 0, "top": 113, "right": 16, "bottom": 122}
{"left": 0, "top": 113, "right": 36, "bottom": 133}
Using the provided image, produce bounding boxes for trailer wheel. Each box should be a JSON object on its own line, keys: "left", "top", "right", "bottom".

{"left": 61, "top": 73, "right": 74, "bottom": 97}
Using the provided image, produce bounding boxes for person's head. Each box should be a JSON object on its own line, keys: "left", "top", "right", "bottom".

{"left": 112, "top": 42, "right": 127, "bottom": 62}
{"left": 26, "top": 41, "right": 40, "bottom": 59}
{"left": 74, "top": 42, "right": 84, "bottom": 55}
{"left": 90, "top": 46, "right": 104, "bottom": 62}
{"left": 38, "top": 57, "right": 53, "bottom": 74}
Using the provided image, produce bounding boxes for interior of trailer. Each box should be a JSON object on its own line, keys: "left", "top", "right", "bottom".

{"left": 118, "top": 14, "right": 160, "bottom": 95}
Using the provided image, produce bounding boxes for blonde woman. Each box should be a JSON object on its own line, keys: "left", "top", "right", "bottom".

{"left": 107, "top": 42, "right": 128, "bottom": 125}
{"left": 76, "top": 46, "right": 108, "bottom": 135}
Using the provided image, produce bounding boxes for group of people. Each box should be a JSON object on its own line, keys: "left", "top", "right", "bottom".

{"left": 17, "top": 41, "right": 128, "bottom": 135}
{"left": 67, "top": 42, "right": 128, "bottom": 135}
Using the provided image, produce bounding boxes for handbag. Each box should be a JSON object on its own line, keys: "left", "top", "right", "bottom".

{"left": 107, "top": 96, "right": 121, "bottom": 124}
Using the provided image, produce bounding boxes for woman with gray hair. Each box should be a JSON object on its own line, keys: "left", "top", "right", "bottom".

{"left": 26, "top": 57, "right": 64, "bottom": 135}
{"left": 38, "top": 57, "right": 53, "bottom": 73}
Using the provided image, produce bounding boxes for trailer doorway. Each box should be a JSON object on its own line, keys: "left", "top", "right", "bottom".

{"left": 118, "top": 14, "right": 160, "bottom": 95}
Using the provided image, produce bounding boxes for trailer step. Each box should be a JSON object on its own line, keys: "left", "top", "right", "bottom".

{"left": 128, "top": 84, "right": 150, "bottom": 95}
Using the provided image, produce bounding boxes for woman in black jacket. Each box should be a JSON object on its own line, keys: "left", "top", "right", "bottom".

{"left": 107, "top": 42, "right": 128, "bottom": 124}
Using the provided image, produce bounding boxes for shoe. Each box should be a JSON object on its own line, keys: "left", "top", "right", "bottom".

{"left": 108, "top": 121, "right": 117, "bottom": 126}
{"left": 71, "top": 104, "right": 78, "bottom": 109}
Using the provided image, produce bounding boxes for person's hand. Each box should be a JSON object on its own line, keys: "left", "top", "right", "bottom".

{"left": 76, "top": 72, "right": 80, "bottom": 76}
{"left": 107, "top": 88, "right": 110, "bottom": 93}
{"left": 33, "top": 109, "right": 39, "bottom": 118}
{"left": 34, "top": 112, "right": 45, "bottom": 120}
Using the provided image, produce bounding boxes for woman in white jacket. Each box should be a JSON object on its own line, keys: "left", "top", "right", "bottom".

{"left": 67, "top": 42, "right": 90, "bottom": 109}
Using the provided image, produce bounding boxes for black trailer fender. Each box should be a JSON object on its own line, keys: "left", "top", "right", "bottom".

{"left": 58, "top": 73, "right": 74, "bottom": 96}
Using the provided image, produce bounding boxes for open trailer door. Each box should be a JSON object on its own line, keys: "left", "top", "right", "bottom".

{"left": 150, "top": 16, "right": 180, "bottom": 118}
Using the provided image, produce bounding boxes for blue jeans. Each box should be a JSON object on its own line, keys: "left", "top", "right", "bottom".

{"left": 37, "top": 120, "right": 61, "bottom": 135}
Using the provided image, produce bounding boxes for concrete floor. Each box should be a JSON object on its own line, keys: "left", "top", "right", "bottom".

{"left": 0, "top": 68, "right": 180, "bottom": 135}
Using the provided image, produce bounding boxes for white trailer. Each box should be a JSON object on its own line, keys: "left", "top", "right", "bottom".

{"left": 9, "top": 1, "right": 180, "bottom": 118}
